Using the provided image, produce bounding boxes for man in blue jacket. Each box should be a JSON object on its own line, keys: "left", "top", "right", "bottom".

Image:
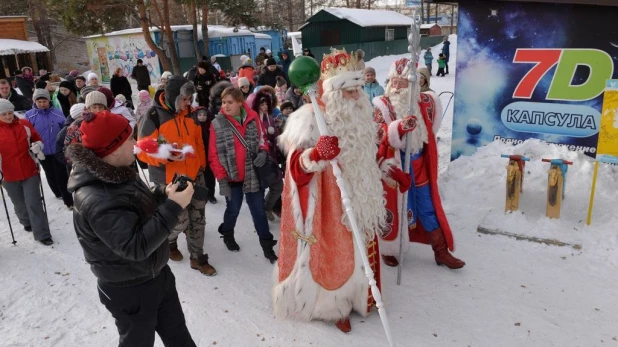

{"left": 25, "top": 89, "right": 73, "bottom": 209}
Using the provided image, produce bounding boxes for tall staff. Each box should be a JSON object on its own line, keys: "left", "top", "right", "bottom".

{"left": 397, "top": 9, "right": 422, "bottom": 285}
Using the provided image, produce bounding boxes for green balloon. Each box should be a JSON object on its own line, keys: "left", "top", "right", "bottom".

{"left": 288, "top": 56, "right": 321, "bottom": 88}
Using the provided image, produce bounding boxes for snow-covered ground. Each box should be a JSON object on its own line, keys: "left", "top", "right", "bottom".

{"left": 2, "top": 34, "right": 618, "bottom": 346}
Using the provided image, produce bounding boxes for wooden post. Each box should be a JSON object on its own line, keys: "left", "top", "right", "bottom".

{"left": 586, "top": 161, "right": 600, "bottom": 225}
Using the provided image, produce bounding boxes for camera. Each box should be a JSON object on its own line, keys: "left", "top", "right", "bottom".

{"left": 172, "top": 174, "right": 208, "bottom": 201}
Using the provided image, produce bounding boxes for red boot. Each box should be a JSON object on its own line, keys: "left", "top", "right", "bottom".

{"left": 381, "top": 255, "right": 399, "bottom": 267}
{"left": 335, "top": 318, "right": 351, "bottom": 333}
{"left": 427, "top": 228, "right": 465, "bottom": 269}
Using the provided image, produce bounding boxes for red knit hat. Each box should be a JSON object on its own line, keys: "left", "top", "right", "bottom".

{"left": 80, "top": 111, "right": 132, "bottom": 158}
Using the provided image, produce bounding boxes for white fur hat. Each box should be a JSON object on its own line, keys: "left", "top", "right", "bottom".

{"left": 69, "top": 103, "right": 85, "bottom": 119}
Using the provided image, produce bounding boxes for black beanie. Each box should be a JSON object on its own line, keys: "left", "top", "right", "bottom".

{"left": 59, "top": 80, "right": 77, "bottom": 95}
{"left": 280, "top": 100, "right": 294, "bottom": 111}
{"left": 266, "top": 58, "right": 277, "bottom": 66}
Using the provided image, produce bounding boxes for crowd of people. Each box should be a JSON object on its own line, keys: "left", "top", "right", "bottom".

{"left": 0, "top": 41, "right": 462, "bottom": 346}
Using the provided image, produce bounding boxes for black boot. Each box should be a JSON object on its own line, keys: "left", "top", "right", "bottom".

{"left": 259, "top": 238, "right": 278, "bottom": 264}
{"left": 218, "top": 224, "right": 240, "bottom": 251}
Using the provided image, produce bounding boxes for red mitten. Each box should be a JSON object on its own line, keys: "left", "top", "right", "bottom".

{"left": 309, "top": 136, "right": 341, "bottom": 162}
{"left": 397, "top": 115, "right": 418, "bottom": 137}
{"left": 389, "top": 167, "right": 412, "bottom": 193}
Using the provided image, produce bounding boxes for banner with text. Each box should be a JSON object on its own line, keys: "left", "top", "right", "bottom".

{"left": 451, "top": 0, "right": 618, "bottom": 160}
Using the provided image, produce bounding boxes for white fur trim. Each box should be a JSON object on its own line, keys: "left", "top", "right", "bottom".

{"left": 377, "top": 154, "right": 411, "bottom": 257}
{"left": 423, "top": 90, "right": 443, "bottom": 134}
{"left": 387, "top": 120, "right": 404, "bottom": 150}
{"left": 322, "top": 70, "right": 364, "bottom": 93}
{"left": 278, "top": 104, "right": 320, "bottom": 155}
{"left": 300, "top": 148, "right": 328, "bottom": 173}
{"left": 273, "top": 169, "right": 369, "bottom": 322}
{"left": 373, "top": 97, "right": 395, "bottom": 124}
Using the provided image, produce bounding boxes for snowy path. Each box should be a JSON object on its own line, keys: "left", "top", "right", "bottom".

{"left": 1, "top": 35, "right": 617, "bottom": 346}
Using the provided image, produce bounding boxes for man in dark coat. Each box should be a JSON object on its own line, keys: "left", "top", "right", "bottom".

{"left": 279, "top": 52, "right": 292, "bottom": 82}
{"left": 14, "top": 70, "right": 34, "bottom": 102}
{"left": 67, "top": 110, "right": 197, "bottom": 347}
{"left": 257, "top": 58, "right": 286, "bottom": 88}
{"left": 441, "top": 37, "right": 451, "bottom": 75}
{"left": 0, "top": 79, "right": 31, "bottom": 112}
{"left": 194, "top": 61, "right": 218, "bottom": 107}
{"left": 131, "top": 59, "right": 151, "bottom": 91}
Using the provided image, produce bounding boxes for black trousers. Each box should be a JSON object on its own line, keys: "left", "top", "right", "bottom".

{"left": 137, "top": 84, "right": 149, "bottom": 92}
{"left": 205, "top": 166, "right": 216, "bottom": 199}
{"left": 97, "top": 265, "right": 196, "bottom": 347}
{"left": 40, "top": 155, "right": 73, "bottom": 207}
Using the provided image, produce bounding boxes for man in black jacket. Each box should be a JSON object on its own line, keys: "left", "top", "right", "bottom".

{"left": 67, "top": 110, "right": 197, "bottom": 347}
{"left": 131, "top": 59, "right": 151, "bottom": 91}
{"left": 0, "top": 79, "right": 31, "bottom": 112}
{"left": 257, "top": 58, "right": 286, "bottom": 88}
{"left": 14, "top": 70, "right": 34, "bottom": 102}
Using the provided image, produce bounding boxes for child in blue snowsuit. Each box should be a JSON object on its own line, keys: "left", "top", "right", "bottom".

{"left": 424, "top": 47, "right": 434, "bottom": 76}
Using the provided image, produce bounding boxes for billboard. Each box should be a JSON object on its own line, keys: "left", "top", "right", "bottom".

{"left": 451, "top": 0, "right": 618, "bottom": 160}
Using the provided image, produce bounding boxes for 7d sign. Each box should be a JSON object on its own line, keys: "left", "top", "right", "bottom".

{"left": 512, "top": 49, "right": 614, "bottom": 101}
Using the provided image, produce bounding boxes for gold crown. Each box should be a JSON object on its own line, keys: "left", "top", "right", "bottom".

{"left": 320, "top": 48, "right": 361, "bottom": 81}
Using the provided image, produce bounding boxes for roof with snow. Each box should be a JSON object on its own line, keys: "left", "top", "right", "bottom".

{"left": 301, "top": 8, "right": 414, "bottom": 29}
{"left": 420, "top": 23, "right": 440, "bottom": 29}
{"left": 84, "top": 25, "right": 271, "bottom": 40}
{"left": 0, "top": 39, "right": 49, "bottom": 56}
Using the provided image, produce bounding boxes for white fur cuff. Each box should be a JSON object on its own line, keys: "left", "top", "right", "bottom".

{"left": 387, "top": 120, "right": 405, "bottom": 149}
{"left": 300, "top": 148, "right": 329, "bottom": 173}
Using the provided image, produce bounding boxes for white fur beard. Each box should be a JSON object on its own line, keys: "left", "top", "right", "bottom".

{"left": 388, "top": 91, "right": 428, "bottom": 155}
{"left": 323, "top": 89, "right": 387, "bottom": 241}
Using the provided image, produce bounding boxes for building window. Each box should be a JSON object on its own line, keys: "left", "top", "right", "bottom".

{"left": 385, "top": 29, "right": 395, "bottom": 41}
{"left": 320, "top": 30, "right": 340, "bottom": 46}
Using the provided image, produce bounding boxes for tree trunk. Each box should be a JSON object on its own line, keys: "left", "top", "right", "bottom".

{"left": 190, "top": 2, "right": 201, "bottom": 61}
{"left": 137, "top": 0, "right": 173, "bottom": 73}
{"left": 420, "top": 0, "right": 424, "bottom": 23}
{"left": 426, "top": 1, "right": 431, "bottom": 24}
{"left": 451, "top": 5, "right": 455, "bottom": 35}
{"left": 287, "top": 0, "right": 293, "bottom": 31}
{"left": 355, "top": 0, "right": 360, "bottom": 9}
{"left": 201, "top": 5, "right": 209, "bottom": 58}
{"left": 435, "top": 3, "right": 438, "bottom": 23}
{"left": 161, "top": 0, "right": 181, "bottom": 74}
{"left": 28, "top": 1, "right": 54, "bottom": 70}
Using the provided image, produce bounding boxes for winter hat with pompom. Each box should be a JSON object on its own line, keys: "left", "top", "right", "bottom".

{"left": 80, "top": 111, "right": 132, "bottom": 158}
{"left": 84, "top": 91, "right": 108, "bottom": 109}
{"left": 138, "top": 90, "right": 150, "bottom": 101}
{"left": 69, "top": 103, "right": 85, "bottom": 119}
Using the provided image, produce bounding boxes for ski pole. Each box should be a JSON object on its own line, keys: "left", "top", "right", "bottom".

{"left": 0, "top": 181, "right": 17, "bottom": 245}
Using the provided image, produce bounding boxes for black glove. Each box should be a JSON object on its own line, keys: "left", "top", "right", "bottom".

{"left": 218, "top": 178, "right": 231, "bottom": 198}
{"left": 253, "top": 150, "right": 268, "bottom": 168}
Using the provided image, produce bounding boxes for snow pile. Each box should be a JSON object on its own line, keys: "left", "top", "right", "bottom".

{"left": 0, "top": 39, "right": 50, "bottom": 55}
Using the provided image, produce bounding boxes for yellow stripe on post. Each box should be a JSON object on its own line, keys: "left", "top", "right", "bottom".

{"left": 586, "top": 161, "right": 600, "bottom": 226}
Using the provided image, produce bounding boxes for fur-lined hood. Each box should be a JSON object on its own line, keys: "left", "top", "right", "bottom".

{"left": 66, "top": 143, "right": 136, "bottom": 192}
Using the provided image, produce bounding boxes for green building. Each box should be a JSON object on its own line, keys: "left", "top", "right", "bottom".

{"left": 300, "top": 7, "right": 445, "bottom": 61}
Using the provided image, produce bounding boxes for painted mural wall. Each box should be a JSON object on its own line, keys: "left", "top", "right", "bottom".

{"left": 85, "top": 33, "right": 161, "bottom": 84}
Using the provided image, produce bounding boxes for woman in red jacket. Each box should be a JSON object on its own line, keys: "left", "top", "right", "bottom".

{"left": 0, "top": 99, "right": 53, "bottom": 245}
{"left": 208, "top": 86, "right": 277, "bottom": 263}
